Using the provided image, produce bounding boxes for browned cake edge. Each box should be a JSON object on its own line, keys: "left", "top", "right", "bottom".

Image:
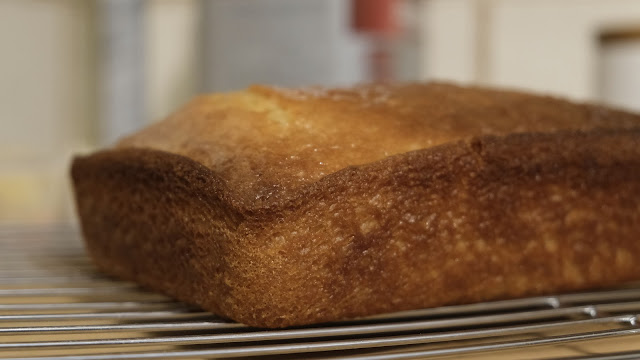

{"left": 71, "top": 128, "right": 640, "bottom": 328}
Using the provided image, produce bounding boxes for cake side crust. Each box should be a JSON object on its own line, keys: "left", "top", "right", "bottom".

{"left": 221, "top": 128, "right": 640, "bottom": 327}
{"left": 71, "top": 149, "right": 245, "bottom": 318}
{"left": 73, "top": 128, "right": 640, "bottom": 328}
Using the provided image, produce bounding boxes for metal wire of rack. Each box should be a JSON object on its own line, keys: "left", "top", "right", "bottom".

{"left": 1, "top": 225, "right": 640, "bottom": 359}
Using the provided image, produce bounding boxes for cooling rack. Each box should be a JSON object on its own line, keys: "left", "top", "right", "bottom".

{"left": 2, "top": 225, "right": 640, "bottom": 360}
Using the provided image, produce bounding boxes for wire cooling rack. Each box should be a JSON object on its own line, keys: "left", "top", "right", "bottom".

{"left": 2, "top": 225, "right": 640, "bottom": 360}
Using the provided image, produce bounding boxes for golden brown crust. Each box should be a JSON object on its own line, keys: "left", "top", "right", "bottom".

{"left": 72, "top": 82, "right": 640, "bottom": 328}
{"left": 116, "top": 82, "right": 640, "bottom": 207}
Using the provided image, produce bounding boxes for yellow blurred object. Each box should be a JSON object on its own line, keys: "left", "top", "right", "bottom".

{"left": 0, "top": 173, "right": 52, "bottom": 222}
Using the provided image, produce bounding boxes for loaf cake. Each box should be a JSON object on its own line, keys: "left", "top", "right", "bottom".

{"left": 72, "top": 82, "right": 640, "bottom": 328}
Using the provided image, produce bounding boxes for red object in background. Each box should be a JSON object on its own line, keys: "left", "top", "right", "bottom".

{"left": 352, "top": 0, "right": 399, "bottom": 36}
{"left": 352, "top": 0, "right": 399, "bottom": 82}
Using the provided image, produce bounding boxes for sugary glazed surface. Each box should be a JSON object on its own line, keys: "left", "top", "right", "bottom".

{"left": 118, "top": 82, "right": 640, "bottom": 207}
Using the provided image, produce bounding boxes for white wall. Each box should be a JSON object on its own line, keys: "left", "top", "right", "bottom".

{"left": 419, "top": 0, "right": 640, "bottom": 108}
{"left": 146, "top": 0, "right": 200, "bottom": 122}
{"left": 2, "top": 0, "right": 639, "bottom": 223}
{"left": 419, "top": 0, "right": 480, "bottom": 83}
{"left": 600, "top": 38, "right": 640, "bottom": 112}
{"left": 0, "top": 0, "right": 201, "bottom": 223}
{"left": 0, "top": 0, "right": 95, "bottom": 223}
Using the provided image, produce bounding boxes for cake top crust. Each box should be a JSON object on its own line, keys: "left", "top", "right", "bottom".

{"left": 117, "top": 82, "right": 640, "bottom": 205}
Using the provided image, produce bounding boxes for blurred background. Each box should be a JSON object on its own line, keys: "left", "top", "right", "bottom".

{"left": 1, "top": 0, "right": 640, "bottom": 224}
